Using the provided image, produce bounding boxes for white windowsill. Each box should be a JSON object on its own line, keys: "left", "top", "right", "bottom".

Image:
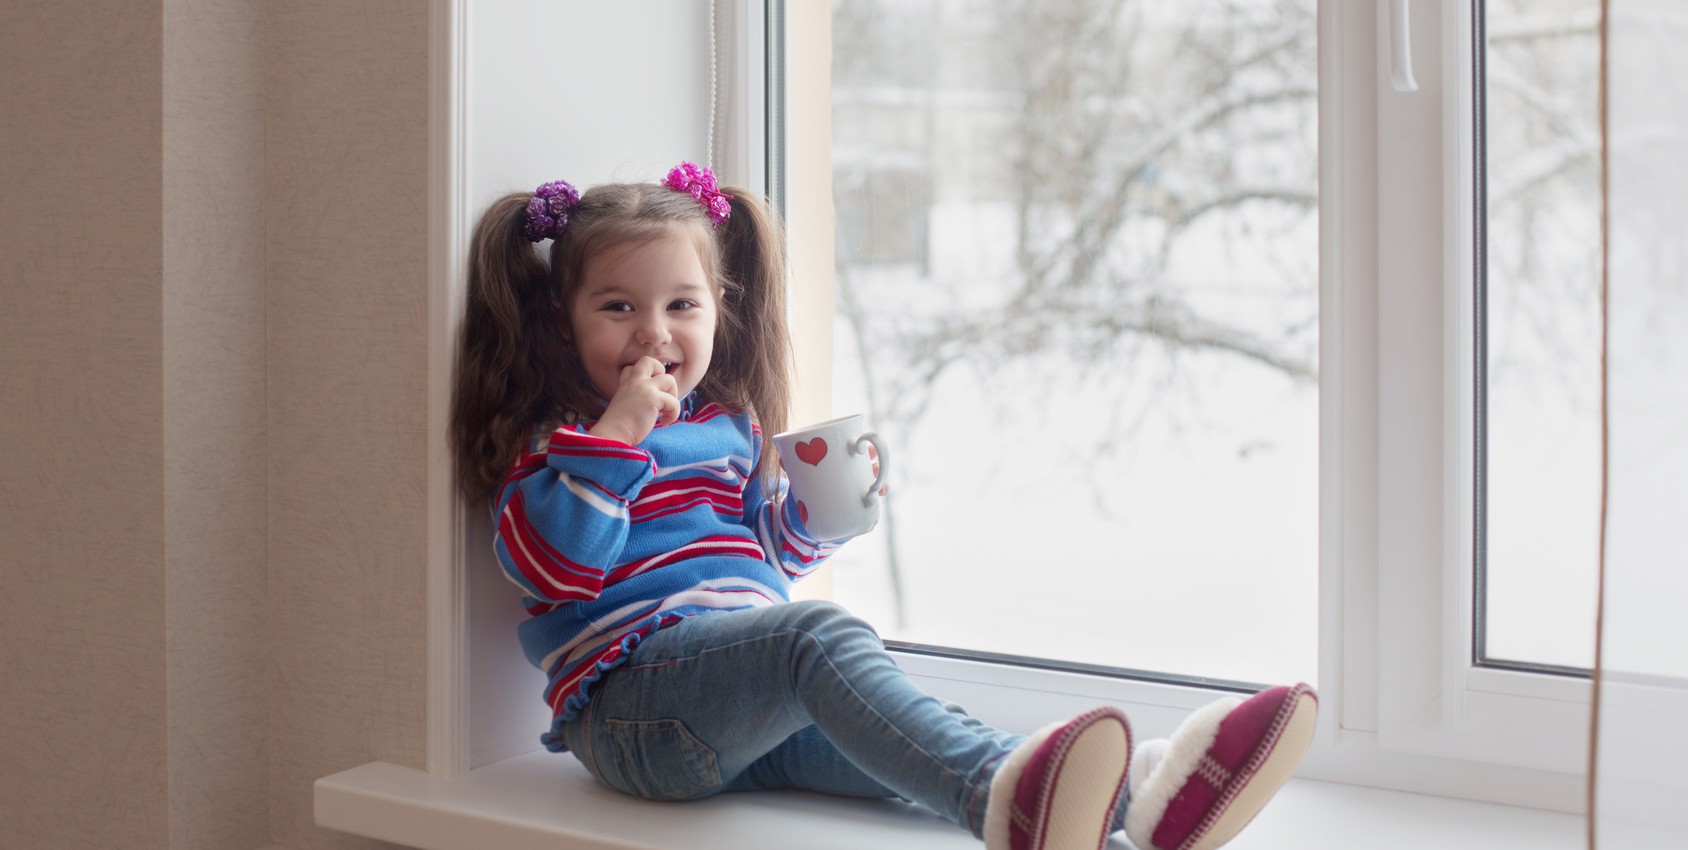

{"left": 315, "top": 752, "right": 1585, "bottom": 850}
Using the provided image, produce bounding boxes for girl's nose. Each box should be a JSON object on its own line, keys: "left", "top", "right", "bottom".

{"left": 635, "top": 318, "right": 670, "bottom": 346}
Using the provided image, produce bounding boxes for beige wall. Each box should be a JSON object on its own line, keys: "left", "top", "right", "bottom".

{"left": 265, "top": 1, "right": 429, "bottom": 846}
{"left": 165, "top": 0, "right": 270, "bottom": 847}
{"left": 1, "top": 2, "right": 169, "bottom": 847}
{"left": 3, "top": 2, "right": 428, "bottom": 848}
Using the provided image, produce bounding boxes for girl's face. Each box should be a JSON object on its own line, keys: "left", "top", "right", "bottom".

{"left": 569, "top": 229, "right": 718, "bottom": 405}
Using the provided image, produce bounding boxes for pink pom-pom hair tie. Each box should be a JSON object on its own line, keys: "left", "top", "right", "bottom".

{"left": 662, "top": 162, "right": 733, "bottom": 227}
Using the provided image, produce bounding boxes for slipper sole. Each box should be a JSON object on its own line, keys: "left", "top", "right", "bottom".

{"left": 1036, "top": 713, "right": 1132, "bottom": 850}
{"left": 985, "top": 707, "right": 1132, "bottom": 850}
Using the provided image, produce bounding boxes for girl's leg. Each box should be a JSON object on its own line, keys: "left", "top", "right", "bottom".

{"left": 724, "top": 701, "right": 1026, "bottom": 798}
{"left": 721, "top": 723, "right": 900, "bottom": 798}
{"left": 559, "top": 600, "right": 1020, "bottom": 836}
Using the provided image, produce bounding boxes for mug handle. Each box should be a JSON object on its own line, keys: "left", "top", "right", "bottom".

{"left": 851, "top": 432, "right": 888, "bottom": 508}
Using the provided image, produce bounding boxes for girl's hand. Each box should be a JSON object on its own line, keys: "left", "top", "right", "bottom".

{"left": 587, "top": 356, "right": 683, "bottom": 446}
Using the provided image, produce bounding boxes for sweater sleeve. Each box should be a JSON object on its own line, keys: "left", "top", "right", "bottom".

{"left": 740, "top": 420, "right": 844, "bottom": 581}
{"left": 491, "top": 426, "right": 656, "bottom": 604}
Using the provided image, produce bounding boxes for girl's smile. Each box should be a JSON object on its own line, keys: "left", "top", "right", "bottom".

{"left": 570, "top": 229, "right": 717, "bottom": 405}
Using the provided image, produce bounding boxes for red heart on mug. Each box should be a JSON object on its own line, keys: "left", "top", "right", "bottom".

{"left": 795, "top": 438, "right": 828, "bottom": 466}
{"left": 797, "top": 501, "right": 809, "bottom": 525}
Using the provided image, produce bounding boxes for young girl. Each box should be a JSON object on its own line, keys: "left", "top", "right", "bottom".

{"left": 449, "top": 163, "right": 1318, "bottom": 850}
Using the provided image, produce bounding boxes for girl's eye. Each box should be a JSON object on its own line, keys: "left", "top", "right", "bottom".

{"left": 603, "top": 301, "right": 632, "bottom": 313}
{"left": 669, "top": 299, "right": 698, "bottom": 311}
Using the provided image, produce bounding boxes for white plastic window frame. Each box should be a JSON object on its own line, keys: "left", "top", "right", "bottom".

{"left": 775, "top": 0, "right": 1592, "bottom": 812}
{"left": 1330, "top": 0, "right": 1579, "bottom": 802}
{"left": 420, "top": 0, "right": 1592, "bottom": 813}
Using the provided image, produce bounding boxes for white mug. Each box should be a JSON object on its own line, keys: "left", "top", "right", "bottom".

{"left": 773, "top": 414, "right": 889, "bottom": 542}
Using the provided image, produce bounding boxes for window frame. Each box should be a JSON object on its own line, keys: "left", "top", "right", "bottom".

{"left": 428, "top": 0, "right": 471, "bottom": 779}
{"left": 1364, "top": 0, "right": 1590, "bottom": 784}
{"left": 782, "top": 0, "right": 1591, "bottom": 810}
{"left": 420, "top": 0, "right": 1592, "bottom": 815}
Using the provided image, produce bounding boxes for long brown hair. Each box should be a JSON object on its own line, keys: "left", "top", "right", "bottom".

{"left": 450, "top": 178, "right": 793, "bottom": 506}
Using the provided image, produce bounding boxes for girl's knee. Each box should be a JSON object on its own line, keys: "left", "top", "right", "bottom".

{"left": 786, "top": 598, "right": 847, "bottom": 619}
{"left": 784, "top": 599, "right": 877, "bottom": 640}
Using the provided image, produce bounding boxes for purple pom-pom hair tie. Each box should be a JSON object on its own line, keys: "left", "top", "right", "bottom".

{"left": 523, "top": 179, "right": 580, "bottom": 242}
{"left": 661, "top": 162, "right": 733, "bottom": 227}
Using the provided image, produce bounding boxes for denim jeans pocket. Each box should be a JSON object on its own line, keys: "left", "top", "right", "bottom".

{"left": 603, "top": 718, "right": 723, "bottom": 801}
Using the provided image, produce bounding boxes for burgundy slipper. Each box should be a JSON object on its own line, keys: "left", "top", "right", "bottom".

{"left": 1124, "top": 683, "right": 1318, "bottom": 850}
{"left": 984, "top": 706, "right": 1133, "bottom": 850}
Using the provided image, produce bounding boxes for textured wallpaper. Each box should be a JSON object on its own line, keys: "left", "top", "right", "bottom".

{"left": 0, "top": 2, "right": 170, "bottom": 848}
{"left": 264, "top": 1, "right": 430, "bottom": 847}
{"left": 164, "top": 1, "right": 270, "bottom": 848}
{"left": 2, "top": 2, "right": 430, "bottom": 848}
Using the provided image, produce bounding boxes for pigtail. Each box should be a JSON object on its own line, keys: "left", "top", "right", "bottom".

{"left": 450, "top": 192, "right": 574, "bottom": 505}
{"left": 702, "top": 187, "right": 794, "bottom": 484}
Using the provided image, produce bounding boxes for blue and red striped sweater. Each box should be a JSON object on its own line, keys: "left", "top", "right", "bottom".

{"left": 491, "top": 397, "right": 841, "bottom": 751}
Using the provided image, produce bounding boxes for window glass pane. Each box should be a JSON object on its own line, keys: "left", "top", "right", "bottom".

{"left": 828, "top": 0, "right": 1318, "bottom": 686}
{"left": 1481, "top": 0, "right": 1602, "bottom": 670}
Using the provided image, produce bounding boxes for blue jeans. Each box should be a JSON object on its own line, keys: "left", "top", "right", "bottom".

{"left": 556, "top": 600, "right": 1029, "bottom": 837}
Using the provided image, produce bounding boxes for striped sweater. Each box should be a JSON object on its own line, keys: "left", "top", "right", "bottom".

{"left": 491, "top": 397, "right": 841, "bottom": 750}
